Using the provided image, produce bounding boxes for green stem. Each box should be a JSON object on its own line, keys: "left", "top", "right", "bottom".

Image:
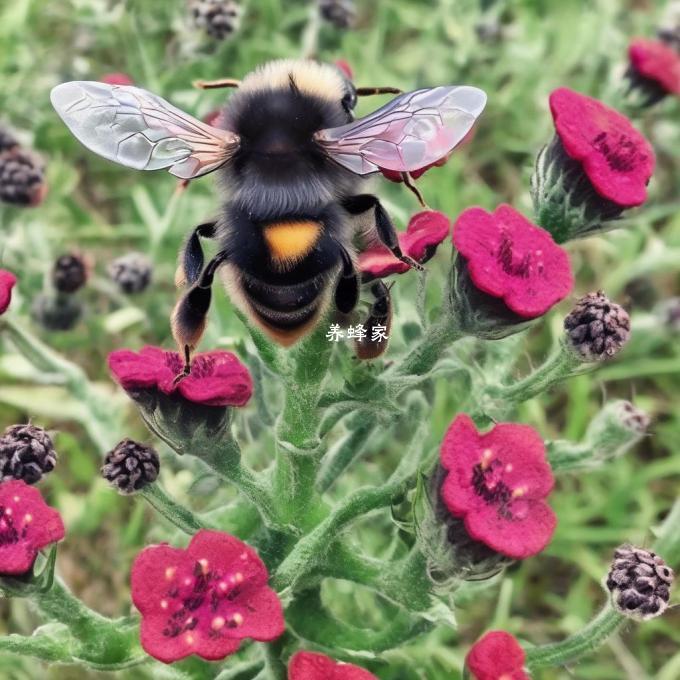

{"left": 0, "top": 632, "right": 73, "bottom": 663}
{"left": 392, "top": 317, "right": 460, "bottom": 378}
{"left": 286, "top": 587, "right": 432, "bottom": 652}
{"left": 272, "top": 476, "right": 412, "bottom": 592}
{"left": 140, "top": 484, "right": 211, "bottom": 534}
{"left": 263, "top": 638, "right": 287, "bottom": 680}
{"left": 316, "top": 413, "right": 375, "bottom": 492}
{"left": 321, "top": 543, "right": 432, "bottom": 613}
{"left": 485, "top": 341, "right": 584, "bottom": 403}
{"left": 525, "top": 605, "right": 624, "bottom": 670}
{"left": 199, "top": 442, "right": 281, "bottom": 531}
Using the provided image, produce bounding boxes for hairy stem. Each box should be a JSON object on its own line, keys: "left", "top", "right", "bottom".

{"left": 140, "top": 484, "right": 211, "bottom": 534}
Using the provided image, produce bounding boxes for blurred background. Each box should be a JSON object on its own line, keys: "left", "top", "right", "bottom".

{"left": 0, "top": 0, "right": 679, "bottom": 678}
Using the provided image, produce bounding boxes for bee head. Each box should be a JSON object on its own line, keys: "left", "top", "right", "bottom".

{"left": 225, "top": 59, "right": 354, "bottom": 158}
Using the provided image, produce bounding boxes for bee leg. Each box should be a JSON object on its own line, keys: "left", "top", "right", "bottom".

{"left": 355, "top": 280, "right": 393, "bottom": 360}
{"left": 334, "top": 244, "right": 359, "bottom": 314}
{"left": 193, "top": 78, "right": 241, "bottom": 90}
{"left": 176, "top": 221, "right": 217, "bottom": 288}
{"left": 171, "top": 250, "right": 230, "bottom": 383}
{"left": 343, "top": 194, "right": 424, "bottom": 272}
{"left": 400, "top": 172, "right": 429, "bottom": 209}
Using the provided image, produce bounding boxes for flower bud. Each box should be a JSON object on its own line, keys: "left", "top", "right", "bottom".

{"left": 31, "top": 292, "right": 82, "bottom": 331}
{"left": 318, "top": 0, "right": 356, "bottom": 29}
{"left": 0, "top": 144, "right": 47, "bottom": 207}
{"left": 101, "top": 439, "right": 159, "bottom": 495}
{"left": 564, "top": 291, "right": 630, "bottom": 362}
{"left": 606, "top": 545, "right": 673, "bottom": 621}
{"left": 108, "top": 252, "right": 152, "bottom": 294}
{"left": 189, "top": 0, "right": 242, "bottom": 40}
{"left": 0, "top": 425, "right": 57, "bottom": 485}
{"left": 584, "top": 400, "right": 650, "bottom": 462}
{"left": 52, "top": 252, "right": 88, "bottom": 294}
{"left": 657, "top": 297, "right": 680, "bottom": 333}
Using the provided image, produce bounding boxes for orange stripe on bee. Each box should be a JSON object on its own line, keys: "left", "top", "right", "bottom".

{"left": 263, "top": 221, "right": 321, "bottom": 268}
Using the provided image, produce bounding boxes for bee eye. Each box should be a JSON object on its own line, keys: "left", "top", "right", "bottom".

{"left": 341, "top": 89, "right": 357, "bottom": 115}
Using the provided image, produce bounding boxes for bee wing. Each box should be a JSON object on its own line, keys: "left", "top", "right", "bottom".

{"left": 315, "top": 86, "right": 486, "bottom": 175}
{"left": 50, "top": 81, "right": 239, "bottom": 179}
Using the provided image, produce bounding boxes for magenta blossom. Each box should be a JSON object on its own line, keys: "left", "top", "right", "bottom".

{"left": 0, "top": 270, "right": 17, "bottom": 315}
{"left": 629, "top": 39, "right": 680, "bottom": 97}
{"left": 288, "top": 652, "right": 377, "bottom": 680}
{"left": 453, "top": 204, "right": 573, "bottom": 318}
{"left": 131, "top": 530, "right": 284, "bottom": 663}
{"left": 359, "top": 210, "right": 451, "bottom": 281}
{"left": 0, "top": 480, "right": 65, "bottom": 575}
{"left": 549, "top": 87, "right": 655, "bottom": 207}
{"left": 440, "top": 414, "right": 556, "bottom": 559}
{"left": 108, "top": 346, "right": 252, "bottom": 407}
{"left": 466, "top": 630, "right": 530, "bottom": 680}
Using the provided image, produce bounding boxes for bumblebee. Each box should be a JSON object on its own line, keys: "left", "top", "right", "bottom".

{"left": 51, "top": 59, "right": 486, "bottom": 376}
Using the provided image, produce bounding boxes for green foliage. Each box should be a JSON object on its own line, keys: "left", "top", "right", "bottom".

{"left": 0, "top": 1, "right": 679, "bottom": 679}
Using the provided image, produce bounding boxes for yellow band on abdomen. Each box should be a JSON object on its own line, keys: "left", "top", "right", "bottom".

{"left": 263, "top": 220, "right": 322, "bottom": 268}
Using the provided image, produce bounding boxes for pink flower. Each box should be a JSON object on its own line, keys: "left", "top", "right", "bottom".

{"left": 108, "top": 346, "right": 252, "bottom": 407}
{"left": 359, "top": 210, "right": 451, "bottom": 281}
{"left": 453, "top": 205, "right": 573, "bottom": 318}
{"left": 466, "top": 631, "right": 529, "bottom": 680}
{"left": 100, "top": 73, "right": 134, "bottom": 86}
{"left": 0, "top": 480, "right": 65, "bottom": 575}
{"left": 440, "top": 414, "right": 556, "bottom": 559}
{"left": 629, "top": 39, "right": 680, "bottom": 97}
{"left": 288, "top": 652, "right": 377, "bottom": 680}
{"left": 0, "top": 270, "right": 17, "bottom": 315}
{"left": 131, "top": 530, "right": 284, "bottom": 663}
{"left": 549, "top": 88, "right": 655, "bottom": 207}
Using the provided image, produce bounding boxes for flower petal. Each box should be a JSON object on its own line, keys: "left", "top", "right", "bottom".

{"left": 466, "top": 631, "right": 529, "bottom": 680}
{"left": 359, "top": 210, "right": 451, "bottom": 280}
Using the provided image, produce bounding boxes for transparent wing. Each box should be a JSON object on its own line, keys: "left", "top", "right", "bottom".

{"left": 315, "top": 86, "right": 487, "bottom": 175}
{"left": 50, "top": 81, "right": 239, "bottom": 179}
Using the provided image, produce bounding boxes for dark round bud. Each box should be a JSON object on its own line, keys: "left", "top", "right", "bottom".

{"left": 189, "top": 0, "right": 242, "bottom": 40}
{"left": 318, "top": 0, "right": 356, "bottom": 29}
{"left": 108, "top": 252, "right": 152, "bottom": 294}
{"left": 0, "top": 424, "right": 57, "bottom": 485}
{"left": 31, "top": 292, "right": 82, "bottom": 331}
{"left": 659, "top": 297, "right": 680, "bottom": 333}
{"left": 0, "top": 147, "right": 46, "bottom": 207}
{"left": 52, "top": 253, "right": 88, "bottom": 293}
{"left": 0, "top": 127, "right": 19, "bottom": 153}
{"left": 101, "top": 439, "right": 159, "bottom": 495}
{"left": 606, "top": 545, "right": 673, "bottom": 621}
{"left": 564, "top": 291, "right": 631, "bottom": 361}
